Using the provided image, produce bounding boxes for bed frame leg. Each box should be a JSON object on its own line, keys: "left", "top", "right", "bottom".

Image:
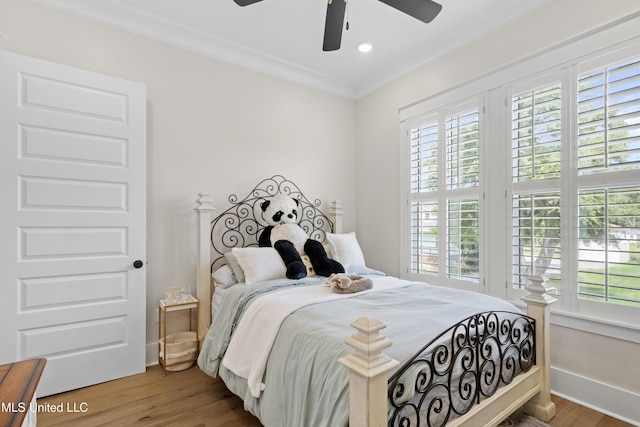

{"left": 194, "top": 192, "right": 215, "bottom": 345}
{"left": 522, "top": 275, "right": 557, "bottom": 422}
{"left": 339, "top": 317, "right": 399, "bottom": 427}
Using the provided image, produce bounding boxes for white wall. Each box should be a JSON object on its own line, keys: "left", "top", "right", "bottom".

{"left": 0, "top": 0, "right": 357, "bottom": 351}
{"left": 354, "top": 0, "right": 640, "bottom": 423}
{"left": 2, "top": 0, "right": 639, "bottom": 422}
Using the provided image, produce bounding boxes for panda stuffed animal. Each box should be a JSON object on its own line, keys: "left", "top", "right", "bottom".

{"left": 258, "top": 193, "right": 344, "bottom": 280}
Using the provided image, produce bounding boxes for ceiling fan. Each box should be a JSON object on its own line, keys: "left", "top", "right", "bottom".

{"left": 233, "top": 0, "right": 443, "bottom": 51}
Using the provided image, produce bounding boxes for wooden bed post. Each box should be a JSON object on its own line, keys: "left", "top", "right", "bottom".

{"left": 329, "top": 200, "right": 344, "bottom": 234}
{"left": 339, "top": 317, "right": 399, "bottom": 427}
{"left": 194, "top": 192, "right": 215, "bottom": 343}
{"left": 522, "top": 274, "right": 557, "bottom": 422}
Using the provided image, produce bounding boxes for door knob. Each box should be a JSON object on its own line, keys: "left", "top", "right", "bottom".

{"left": 133, "top": 260, "right": 144, "bottom": 269}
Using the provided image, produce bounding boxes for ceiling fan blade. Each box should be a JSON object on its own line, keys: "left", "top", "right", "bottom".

{"left": 378, "top": 0, "right": 442, "bottom": 23}
{"left": 233, "top": 0, "right": 263, "bottom": 6}
{"left": 323, "top": 0, "right": 347, "bottom": 52}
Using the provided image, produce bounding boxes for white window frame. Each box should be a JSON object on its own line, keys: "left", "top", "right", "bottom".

{"left": 509, "top": 49, "right": 640, "bottom": 324}
{"left": 401, "top": 97, "right": 485, "bottom": 294}
{"left": 505, "top": 69, "right": 568, "bottom": 305}
{"left": 504, "top": 43, "right": 640, "bottom": 326}
{"left": 399, "top": 19, "right": 640, "bottom": 337}
{"left": 570, "top": 44, "right": 640, "bottom": 322}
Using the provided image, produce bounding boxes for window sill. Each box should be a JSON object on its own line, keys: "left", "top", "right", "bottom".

{"left": 508, "top": 299, "right": 640, "bottom": 345}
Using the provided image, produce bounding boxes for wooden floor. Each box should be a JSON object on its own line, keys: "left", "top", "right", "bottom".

{"left": 37, "top": 365, "right": 633, "bottom": 427}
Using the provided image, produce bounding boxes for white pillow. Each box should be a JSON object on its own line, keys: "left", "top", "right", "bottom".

{"left": 326, "top": 232, "right": 366, "bottom": 268}
{"left": 212, "top": 264, "right": 237, "bottom": 288}
{"left": 231, "top": 247, "right": 286, "bottom": 284}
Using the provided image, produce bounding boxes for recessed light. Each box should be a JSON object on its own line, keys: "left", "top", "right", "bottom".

{"left": 357, "top": 42, "right": 373, "bottom": 53}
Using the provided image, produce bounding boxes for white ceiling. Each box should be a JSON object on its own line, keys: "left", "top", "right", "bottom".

{"left": 32, "top": 0, "right": 555, "bottom": 99}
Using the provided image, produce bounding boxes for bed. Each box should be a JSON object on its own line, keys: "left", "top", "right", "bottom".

{"left": 195, "top": 175, "right": 556, "bottom": 427}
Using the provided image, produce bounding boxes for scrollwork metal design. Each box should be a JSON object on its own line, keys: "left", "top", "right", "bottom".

{"left": 388, "top": 311, "right": 535, "bottom": 427}
{"left": 210, "top": 175, "right": 335, "bottom": 271}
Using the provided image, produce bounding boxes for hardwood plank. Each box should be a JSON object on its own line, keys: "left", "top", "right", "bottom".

{"left": 549, "top": 395, "right": 633, "bottom": 427}
{"left": 37, "top": 366, "right": 259, "bottom": 427}
{"left": 36, "top": 365, "right": 634, "bottom": 427}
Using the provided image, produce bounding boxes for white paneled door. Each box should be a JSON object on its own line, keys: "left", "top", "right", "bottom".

{"left": 0, "top": 51, "right": 147, "bottom": 396}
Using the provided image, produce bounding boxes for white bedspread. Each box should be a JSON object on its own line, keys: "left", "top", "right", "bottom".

{"left": 222, "top": 276, "right": 414, "bottom": 397}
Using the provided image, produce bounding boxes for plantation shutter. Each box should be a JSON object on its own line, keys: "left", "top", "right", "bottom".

{"left": 408, "top": 102, "right": 482, "bottom": 283}
{"left": 578, "top": 57, "right": 640, "bottom": 174}
{"left": 576, "top": 56, "right": 640, "bottom": 305}
{"left": 411, "top": 120, "right": 439, "bottom": 193}
{"left": 410, "top": 118, "right": 439, "bottom": 275}
{"left": 511, "top": 82, "right": 562, "bottom": 289}
{"left": 578, "top": 188, "right": 640, "bottom": 305}
{"left": 512, "top": 84, "right": 562, "bottom": 182}
{"left": 410, "top": 201, "right": 438, "bottom": 275}
{"left": 445, "top": 108, "right": 480, "bottom": 280}
{"left": 446, "top": 109, "right": 480, "bottom": 188}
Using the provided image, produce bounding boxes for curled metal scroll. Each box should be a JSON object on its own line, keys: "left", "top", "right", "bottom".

{"left": 210, "top": 175, "right": 335, "bottom": 271}
{"left": 387, "top": 311, "right": 535, "bottom": 427}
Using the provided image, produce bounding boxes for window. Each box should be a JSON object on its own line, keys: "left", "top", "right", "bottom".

{"left": 401, "top": 36, "right": 640, "bottom": 324}
{"left": 512, "top": 83, "right": 562, "bottom": 182}
{"left": 574, "top": 55, "right": 640, "bottom": 307}
{"left": 511, "top": 82, "right": 563, "bottom": 291}
{"left": 578, "top": 187, "right": 640, "bottom": 306}
{"left": 511, "top": 193, "right": 562, "bottom": 290}
{"left": 409, "top": 117, "right": 440, "bottom": 276}
{"left": 410, "top": 201, "right": 438, "bottom": 275}
{"left": 447, "top": 198, "right": 480, "bottom": 281}
{"left": 407, "top": 101, "right": 482, "bottom": 289}
{"left": 577, "top": 57, "right": 640, "bottom": 174}
{"left": 507, "top": 53, "right": 640, "bottom": 309}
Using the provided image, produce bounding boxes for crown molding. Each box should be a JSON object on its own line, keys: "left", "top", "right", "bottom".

{"left": 30, "top": 0, "right": 557, "bottom": 100}
{"left": 30, "top": 0, "right": 358, "bottom": 98}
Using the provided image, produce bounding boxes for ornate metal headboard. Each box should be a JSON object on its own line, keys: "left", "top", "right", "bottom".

{"left": 208, "top": 175, "right": 336, "bottom": 271}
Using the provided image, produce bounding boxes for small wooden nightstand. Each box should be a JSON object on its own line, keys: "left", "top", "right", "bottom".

{"left": 158, "top": 297, "right": 199, "bottom": 375}
{"left": 0, "top": 358, "right": 46, "bottom": 427}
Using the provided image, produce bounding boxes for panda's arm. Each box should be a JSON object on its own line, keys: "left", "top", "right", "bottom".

{"left": 258, "top": 226, "right": 273, "bottom": 247}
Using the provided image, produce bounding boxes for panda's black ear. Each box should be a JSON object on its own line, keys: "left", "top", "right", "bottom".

{"left": 260, "top": 200, "right": 271, "bottom": 212}
{"left": 293, "top": 198, "right": 300, "bottom": 206}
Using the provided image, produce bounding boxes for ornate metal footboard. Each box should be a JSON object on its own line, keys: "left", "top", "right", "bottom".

{"left": 387, "top": 311, "right": 535, "bottom": 427}
{"left": 340, "top": 276, "right": 555, "bottom": 427}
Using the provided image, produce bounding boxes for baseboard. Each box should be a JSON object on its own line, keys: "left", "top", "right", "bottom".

{"left": 551, "top": 366, "right": 640, "bottom": 426}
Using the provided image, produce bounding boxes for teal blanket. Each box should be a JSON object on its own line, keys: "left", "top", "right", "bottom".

{"left": 198, "top": 276, "right": 520, "bottom": 427}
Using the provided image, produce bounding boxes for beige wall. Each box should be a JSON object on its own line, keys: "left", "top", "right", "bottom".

{"left": 354, "top": 0, "right": 640, "bottom": 420}
{"left": 0, "top": 0, "right": 357, "bottom": 346}
{"left": 2, "top": 0, "right": 639, "bottom": 421}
